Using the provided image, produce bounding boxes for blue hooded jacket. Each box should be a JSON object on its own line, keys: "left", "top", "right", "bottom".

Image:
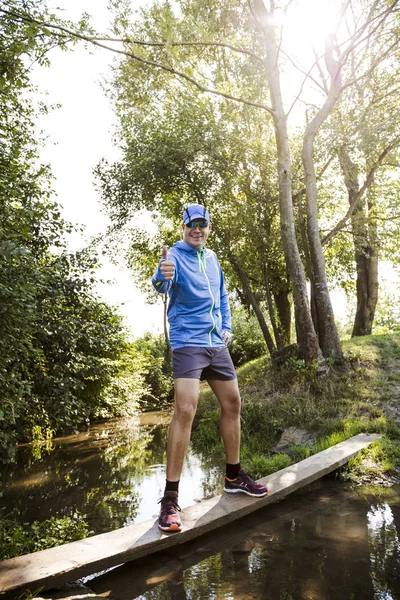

{"left": 152, "top": 241, "right": 231, "bottom": 349}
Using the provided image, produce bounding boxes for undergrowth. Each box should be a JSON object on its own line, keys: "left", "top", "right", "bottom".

{"left": 192, "top": 333, "right": 400, "bottom": 482}
{"left": 0, "top": 513, "right": 89, "bottom": 560}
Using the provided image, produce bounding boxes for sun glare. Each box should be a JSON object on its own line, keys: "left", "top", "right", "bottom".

{"left": 267, "top": 0, "right": 345, "bottom": 118}
{"left": 277, "top": 0, "right": 341, "bottom": 61}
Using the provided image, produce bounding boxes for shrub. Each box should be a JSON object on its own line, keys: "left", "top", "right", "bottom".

{"left": 133, "top": 333, "right": 174, "bottom": 409}
{"left": 0, "top": 513, "right": 89, "bottom": 560}
{"left": 229, "top": 305, "right": 267, "bottom": 367}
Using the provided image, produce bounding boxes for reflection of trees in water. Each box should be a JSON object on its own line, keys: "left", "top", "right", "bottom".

{"left": 0, "top": 418, "right": 167, "bottom": 534}
{"left": 200, "top": 465, "right": 224, "bottom": 499}
{"left": 0, "top": 416, "right": 224, "bottom": 536}
{"left": 138, "top": 585, "right": 176, "bottom": 600}
{"left": 187, "top": 437, "right": 225, "bottom": 499}
{"left": 87, "top": 484, "right": 400, "bottom": 600}
{"left": 367, "top": 503, "right": 400, "bottom": 599}
{"left": 81, "top": 419, "right": 154, "bottom": 531}
{"left": 184, "top": 554, "right": 230, "bottom": 600}
{"left": 136, "top": 493, "right": 400, "bottom": 600}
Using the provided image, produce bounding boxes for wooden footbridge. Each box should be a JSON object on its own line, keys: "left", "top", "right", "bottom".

{"left": 0, "top": 433, "right": 380, "bottom": 599}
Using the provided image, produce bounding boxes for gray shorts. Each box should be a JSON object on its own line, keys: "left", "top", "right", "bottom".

{"left": 172, "top": 346, "right": 237, "bottom": 381}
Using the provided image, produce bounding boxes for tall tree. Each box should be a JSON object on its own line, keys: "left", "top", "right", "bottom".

{"left": 321, "top": 34, "right": 400, "bottom": 336}
{"left": 9, "top": 0, "right": 400, "bottom": 360}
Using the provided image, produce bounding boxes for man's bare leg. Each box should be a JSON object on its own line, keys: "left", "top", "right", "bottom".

{"left": 166, "top": 378, "right": 200, "bottom": 481}
{"left": 207, "top": 378, "right": 241, "bottom": 464}
{"left": 208, "top": 378, "right": 267, "bottom": 497}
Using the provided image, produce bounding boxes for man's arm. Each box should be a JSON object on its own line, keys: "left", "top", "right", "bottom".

{"left": 152, "top": 246, "right": 176, "bottom": 294}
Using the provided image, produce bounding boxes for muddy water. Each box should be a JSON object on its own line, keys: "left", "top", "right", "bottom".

{"left": 0, "top": 413, "right": 224, "bottom": 534}
{"left": 87, "top": 479, "right": 400, "bottom": 600}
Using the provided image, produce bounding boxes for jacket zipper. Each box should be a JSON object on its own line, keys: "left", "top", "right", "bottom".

{"left": 197, "top": 251, "right": 216, "bottom": 346}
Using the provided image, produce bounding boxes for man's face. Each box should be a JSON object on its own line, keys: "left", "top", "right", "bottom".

{"left": 182, "top": 218, "right": 211, "bottom": 250}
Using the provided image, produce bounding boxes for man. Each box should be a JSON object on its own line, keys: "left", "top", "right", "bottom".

{"left": 152, "top": 204, "right": 267, "bottom": 532}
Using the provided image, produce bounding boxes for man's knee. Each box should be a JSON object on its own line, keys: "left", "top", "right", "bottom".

{"left": 223, "top": 391, "right": 241, "bottom": 415}
{"left": 217, "top": 388, "right": 241, "bottom": 417}
{"left": 173, "top": 378, "right": 199, "bottom": 425}
{"left": 209, "top": 379, "right": 241, "bottom": 415}
{"left": 173, "top": 399, "right": 198, "bottom": 424}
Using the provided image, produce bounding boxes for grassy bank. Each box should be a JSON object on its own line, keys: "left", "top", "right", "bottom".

{"left": 192, "top": 333, "right": 400, "bottom": 484}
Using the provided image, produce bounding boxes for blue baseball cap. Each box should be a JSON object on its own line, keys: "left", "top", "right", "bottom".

{"left": 182, "top": 204, "right": 210, "bottom": 224}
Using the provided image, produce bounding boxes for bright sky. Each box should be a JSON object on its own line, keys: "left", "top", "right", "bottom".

{"left": 32, "top": 0, "right": 163, "bottom": 337}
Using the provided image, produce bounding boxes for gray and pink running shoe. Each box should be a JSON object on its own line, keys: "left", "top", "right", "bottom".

{"left": 224, "top": 469, "right": 268, "bottom": 497}
{"left": 158, "top": 492, "right": 182, "bottom": 532}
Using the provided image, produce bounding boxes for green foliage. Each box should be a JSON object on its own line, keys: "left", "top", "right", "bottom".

{"left": 229, "top": 304, "right": 267, "bottom": 367}
{"left": 0, "top": 513, "right": 89, "bottom": 560}
{"left": 244, "top": 453, "right": 291, "bottom": 481}
{"left": 373, "top": 285, "right": 400, "bottom": 334}
{"left": 0, "top": 0, "right": 144, "bottom": 462}
{"left": 193, "top": 333, "right": 400, "bottom": 481}
{"left": 132, "top": 332, "right": 174, "bottom": 409}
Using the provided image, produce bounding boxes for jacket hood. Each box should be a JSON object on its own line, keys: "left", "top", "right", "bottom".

{"left": 174, "top": 240, "right": 206, "bottom": 254}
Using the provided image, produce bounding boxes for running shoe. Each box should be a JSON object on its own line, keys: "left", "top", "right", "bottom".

{"left": 224, "top": 469, "right": 268, "bottom": 497}
{"left": 158, "top": 492, "right": 182, "bottom": 532}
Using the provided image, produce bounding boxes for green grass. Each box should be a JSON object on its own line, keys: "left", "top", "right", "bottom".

{"left": 192, "top": 333, "right": 400, "bottom": 484}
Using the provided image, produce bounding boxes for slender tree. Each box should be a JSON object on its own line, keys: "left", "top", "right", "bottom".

{"left": 321, "top": 35, "right": 400, "bottom": 336}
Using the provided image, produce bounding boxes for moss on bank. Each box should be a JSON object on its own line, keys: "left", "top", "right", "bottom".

{"left": 192, "top": 333, "right": 400, "bottom": 483}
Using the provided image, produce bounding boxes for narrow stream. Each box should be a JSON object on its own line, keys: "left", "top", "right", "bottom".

{"left": 1, "top": 415, "right": 400, "bottom": 599}
{"left": 0, "top": 413, "right": 224, "bottom": 533}
{"left": 87, "top": 478, "right": 400, "bottom": 600}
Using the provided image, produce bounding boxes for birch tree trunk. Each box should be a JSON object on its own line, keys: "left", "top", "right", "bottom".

{"left": 252, "top": 0, "right": 323, "bottom": 364}
{"left": 300, "top": 31, "right": 343, "bottom": 359}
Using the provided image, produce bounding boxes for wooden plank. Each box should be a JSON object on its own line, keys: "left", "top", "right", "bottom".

{"left": 0, "top": 433, "right": 381, "bottom": 598}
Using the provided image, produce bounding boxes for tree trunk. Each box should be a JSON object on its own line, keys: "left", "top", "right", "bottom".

{"left": 337, "top": 147, "right": 379, "bottom": 336}
{"left": 296, "top": 190, "right": 320, "bottom": 337}
{"left": 262, "top": 262, "right": 283, "bottom": 349}
{"left": 229, "top": 254, "right": 276, "bottom": 355}
{"left": 252, "top": 0, "right": 323, "bottom": 364}
{"left": 273, "top": 290, "right": 291, "bottom": 346}
{"left": 353, "top": 246, "right": 379, "bottom": 336}
{"left": 303, "top": 132, "right": 342, "bottom": 358}
{"left": 300, "top": 32, "right": 343, "bottom": 360}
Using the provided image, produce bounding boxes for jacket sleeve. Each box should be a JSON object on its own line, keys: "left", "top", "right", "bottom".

{"left": 219, "top": 263, "right": 231, "bottom": 333}
{"left": 151, "top": 256, "right": 176, "bottom": 294}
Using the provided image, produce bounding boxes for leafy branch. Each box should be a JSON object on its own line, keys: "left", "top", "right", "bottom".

{"left": 0, "top": 6, "right": 274, "bottom": 114}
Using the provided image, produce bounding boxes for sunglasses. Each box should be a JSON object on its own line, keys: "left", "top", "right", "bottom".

{"left": 184, "top": 220, "right": 209, "bottom": 229}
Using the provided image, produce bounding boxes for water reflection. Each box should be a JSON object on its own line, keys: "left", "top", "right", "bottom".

{"left": 0, "top": 414, "right": 224, "bottom": 534}
{"left": 368, "top": 503, "right": 400, "bottom": 599}
{"left": 88, "top": 480, "right": 400, "bottom": 600}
